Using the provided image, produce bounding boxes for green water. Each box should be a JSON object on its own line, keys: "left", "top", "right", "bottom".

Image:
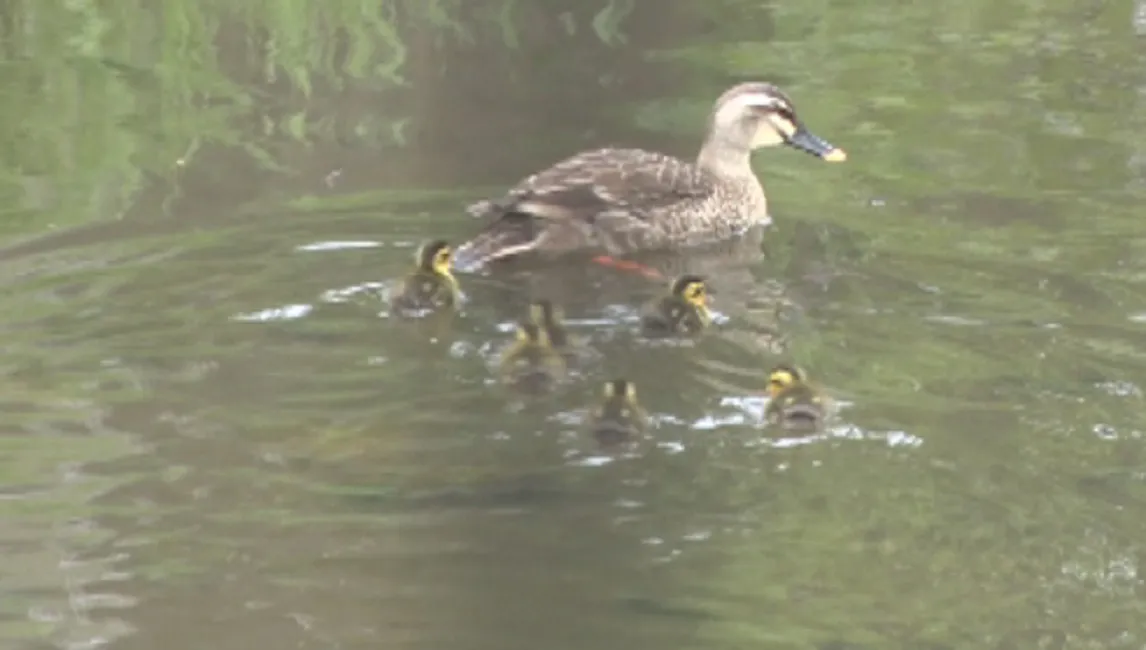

{"left": 2, "top": 1, "right": 1146, "bottom": 648}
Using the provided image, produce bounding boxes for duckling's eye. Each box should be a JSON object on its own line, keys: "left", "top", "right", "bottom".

{"left": 434, "top": 249, "right": 452, "bottom": 265}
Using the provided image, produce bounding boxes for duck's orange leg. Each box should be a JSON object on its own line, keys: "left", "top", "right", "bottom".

{"left": 591, "top": 255, "right": 665, "bottom": 281}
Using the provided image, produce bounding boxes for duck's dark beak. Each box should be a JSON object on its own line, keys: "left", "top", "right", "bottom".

{"left": 787, "top": 124, "right": 847, "bottom": 162}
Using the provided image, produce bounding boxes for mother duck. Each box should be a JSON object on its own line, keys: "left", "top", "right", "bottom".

{"left": 452, "top": 82, "right": 846, "bottom": 271}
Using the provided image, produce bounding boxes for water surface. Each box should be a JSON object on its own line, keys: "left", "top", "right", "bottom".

{"left": 2, "top": 1, "right": 1146, "bottom": 649}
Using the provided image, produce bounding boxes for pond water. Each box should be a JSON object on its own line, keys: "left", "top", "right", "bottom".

{"left": 2, "top": 1, "right": 1146, "bottom": 649}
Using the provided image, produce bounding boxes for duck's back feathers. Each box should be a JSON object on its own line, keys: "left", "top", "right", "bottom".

{"left": 456, "top": 149, "right": 728, "bottom": 269}
{"left": 468, "top": 148, "right": 714, "bottom": 220}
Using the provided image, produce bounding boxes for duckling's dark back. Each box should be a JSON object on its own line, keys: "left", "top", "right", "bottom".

{"left": 766, "top": 382, "right": 826, "bottom": 431}
{"left": 392, "top": 270, "right": 457, "bottom": 311}
{"left": 641, "top": 294, "right": 706, "bottom": 336}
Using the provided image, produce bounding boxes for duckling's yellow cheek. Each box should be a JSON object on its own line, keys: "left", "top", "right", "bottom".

{"left": 433, "top": 251, "right": 453, "bottom": 271}
{"left": 769, "top": 370, "right": 796, "bottom": 387}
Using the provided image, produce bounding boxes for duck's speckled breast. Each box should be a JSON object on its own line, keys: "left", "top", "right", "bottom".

{"left": 661, "top": 172, "right": 768, "bottom": 246}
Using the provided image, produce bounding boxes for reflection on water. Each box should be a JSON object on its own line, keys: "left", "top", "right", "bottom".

{"left": 3, "top": 0, "right": 1146, "bottom": 649}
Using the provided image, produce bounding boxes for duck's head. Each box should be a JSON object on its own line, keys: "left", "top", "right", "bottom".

{"left": 415, "top": 239, "right": 455, "bottom": 276}
{"left": 528, "top": 299, "right": 564, "bottom": 328}
{"left": 706, "top": 82, "right": 846, "bottom": 162}
{"left": 766, "top": 363, "right": 808, "bottom": 399}
{"left": 670, "top": 275, "right": 710, "bottom": 312}
{"left": 603, "top": 378, "right": 638, "bottom": 403}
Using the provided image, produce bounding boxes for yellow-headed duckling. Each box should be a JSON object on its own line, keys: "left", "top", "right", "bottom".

{"left": 765, "top": 364, "right": 828, "bottom": 431}
{"left": 640, "top": 274, "right": 712, "bottom": 337}
{"left": 390, "top": 239, "right": 461, "bottom": 312}
{"left": 498, "top": 321, "right": 567, "bottom": 393}
{"left": 588, "top": 378, "right": 648, "bottom": 447}
{"left": 528, "top": 299, "right": 570, "bottom": 351}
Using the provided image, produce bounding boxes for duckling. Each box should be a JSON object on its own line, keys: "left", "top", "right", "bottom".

{"left": 528, "top": 299, "right": 570, "bottom": 351}
{"left": 498, "top": 322, "right": 567, "bottom": 393}
{"left": 588, "top": 378, "right": 649, "bottom": 448}
{"left": 765, "top": 364, "right": 828, "bottom": 431}
{"left": 639, "top": 274, "right": 712, "bottom": 337}
{"left": 389, "top": 240, "right": 461, "bottom": 313}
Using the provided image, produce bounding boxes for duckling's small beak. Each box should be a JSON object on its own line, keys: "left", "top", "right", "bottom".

{"left": 787, "top": 124, "right": 847, "bottom": 162}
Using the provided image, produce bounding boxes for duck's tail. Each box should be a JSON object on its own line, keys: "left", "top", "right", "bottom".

{"left": 466, "top": 199, "right": 504, "bottom": 219}
{"left": 452, "top": 213, "right": 541, "bottom": 272}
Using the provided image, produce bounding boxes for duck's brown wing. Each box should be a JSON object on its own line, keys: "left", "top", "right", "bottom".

{"left": 456, "top": 149, "right": 714, "bottom": 268}
{"left": 469, "top": 149, "right": 712, "bottom": 219}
